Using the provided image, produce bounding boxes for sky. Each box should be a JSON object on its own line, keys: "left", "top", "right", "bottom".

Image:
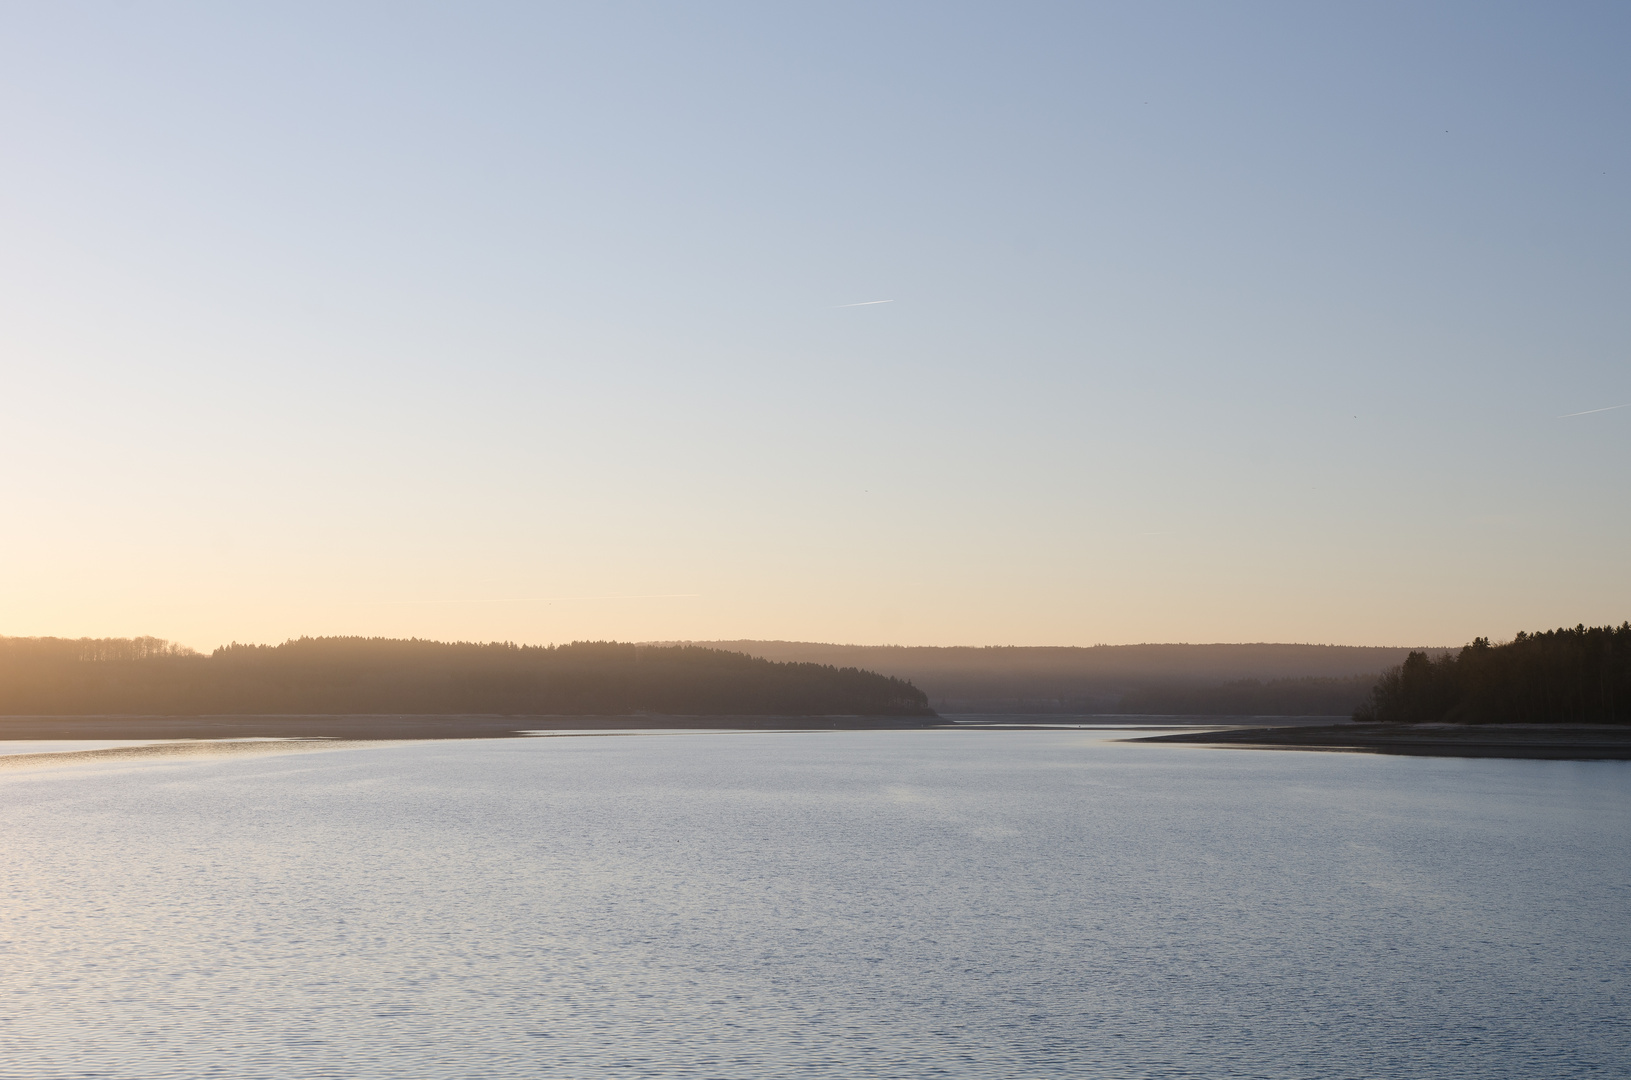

{"left": 1, "top": 2, "right": 1628, "bottom": 650}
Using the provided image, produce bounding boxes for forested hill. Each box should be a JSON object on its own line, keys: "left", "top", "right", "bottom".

{"left": 0, "top": 637, "right": 935, "bottom": 717}
{"left": 1356, "top": 623, "right": 1631, "bottom": 725}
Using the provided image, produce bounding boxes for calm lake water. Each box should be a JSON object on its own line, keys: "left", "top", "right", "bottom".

{"left": 2, "top": 730, "right": 1628, "bottom": 1079}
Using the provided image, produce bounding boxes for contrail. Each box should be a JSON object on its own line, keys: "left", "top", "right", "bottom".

{"left": 399, "top": 593, "right": 701, "bottom": 605}
{"left": 835, "top": 299, "right": 894, "bottom": 307}
{"left": 1557, "top": 402, "right": 1631, "bottom": 418}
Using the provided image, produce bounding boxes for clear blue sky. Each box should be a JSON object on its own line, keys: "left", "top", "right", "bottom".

{"left": 2, "top": 2, "right": 1627, "bottom": 648}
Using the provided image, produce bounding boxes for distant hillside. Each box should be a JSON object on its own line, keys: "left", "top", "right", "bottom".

{"left": 1115, "top": 675, "right": 1380, "bottom": 716}
{"left": 0, "top": 636, "right": 934, "bottom": 718}
{"left": 672, "top": 641, "right": 1438, "bottom": 714}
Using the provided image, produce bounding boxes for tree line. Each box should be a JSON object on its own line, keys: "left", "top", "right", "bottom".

{"left": 0, "top": 636, "right": 935, "bottom": 717}
{"left": 1355, "top": 623, "right": 1631, "bottom": 725}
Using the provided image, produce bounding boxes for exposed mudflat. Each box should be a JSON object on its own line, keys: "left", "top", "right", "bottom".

{"left": 1133, "top": 723, "right": 1631, "bottom": 760}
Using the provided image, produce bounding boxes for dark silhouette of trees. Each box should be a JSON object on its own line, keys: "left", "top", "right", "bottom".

{"left": 0, "top": 636, "right": 934, "bottom": 717}
{"left": 1355, "top": 623, "right": 1631, "bottom": 725}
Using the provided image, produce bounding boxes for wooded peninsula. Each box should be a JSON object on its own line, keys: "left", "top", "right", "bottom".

{"left": 1139, "top": 624, "right": 1631, "bottom": 760}
{"left": 1356, "top": 623, "right": 1631, "bottom": 725}
{"left": 0, "top": 636, "right": 935, "bottom": 719}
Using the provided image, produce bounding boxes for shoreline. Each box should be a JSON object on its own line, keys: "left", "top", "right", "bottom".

{"left": 1131, "top": 723, "right": 1631, "bottom": 761}
{"left": 0, "top": 713, "right": 941, "bottom": 742}
{"left": 0, "top": 738, "right": 415, "bottom": 770}
{"left": 9, "top": 720, "right": 1628, "bottom": 767}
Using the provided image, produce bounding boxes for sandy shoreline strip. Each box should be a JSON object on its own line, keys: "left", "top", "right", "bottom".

{"left": 0, "top": 738, "right": 414, "bottom": 770}
{"left": 0, "top": 714, "right": 941, "bottom": 742}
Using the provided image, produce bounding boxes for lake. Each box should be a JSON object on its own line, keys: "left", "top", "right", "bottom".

{"left": 2, "top": 729, "right": 1627, "bottom": 1078}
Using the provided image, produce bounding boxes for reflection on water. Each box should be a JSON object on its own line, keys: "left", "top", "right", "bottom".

{"left": 2, "top": 730, "right": 1628, "bottom": 1079}
{"left": 0, "top": 740, "right": 178, "bottom": 756}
